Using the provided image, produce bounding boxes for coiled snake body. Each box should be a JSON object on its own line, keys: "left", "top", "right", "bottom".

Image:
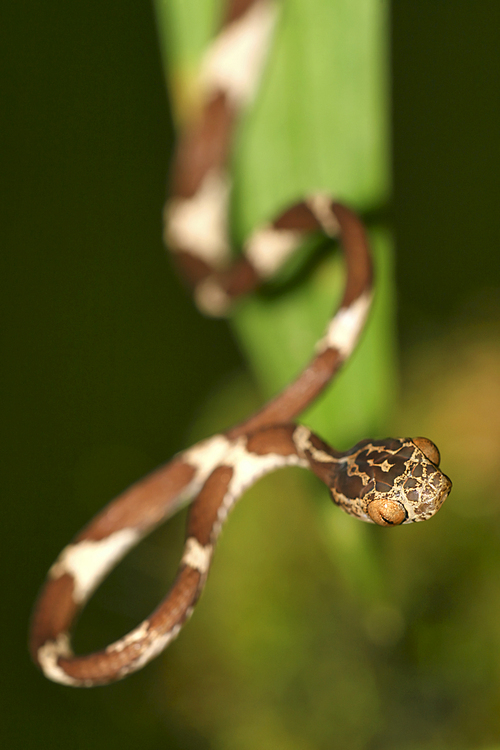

{"left": 30, "top": 0, "right": 452, "bottom": 687}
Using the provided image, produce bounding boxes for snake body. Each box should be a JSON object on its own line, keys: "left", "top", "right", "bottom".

{"left": 30, "top": 0, "right": 452, "bottom": 687}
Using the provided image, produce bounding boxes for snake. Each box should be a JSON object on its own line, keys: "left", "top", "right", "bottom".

{"left": 29, "top": 0, "right": 452, "bottom": 687}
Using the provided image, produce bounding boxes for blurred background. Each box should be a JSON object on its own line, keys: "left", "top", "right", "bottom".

{"left": 2, "top": 1, "right": 500, "bottom": 748}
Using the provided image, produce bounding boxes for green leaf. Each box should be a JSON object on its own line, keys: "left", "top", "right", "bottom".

{"left": 154, "top": 0, "right": 394, "bottom": 445}
{"left": 154, "top": 0, "right": 396, "bottom": 593}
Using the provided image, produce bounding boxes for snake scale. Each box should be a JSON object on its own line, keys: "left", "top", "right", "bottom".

{"left": 29, "top": 0, "right": 452, "bottom": 687}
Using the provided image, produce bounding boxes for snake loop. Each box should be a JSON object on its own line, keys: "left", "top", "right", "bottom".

{"left": 29, "top": 0, "right": 451, "bottom": 687}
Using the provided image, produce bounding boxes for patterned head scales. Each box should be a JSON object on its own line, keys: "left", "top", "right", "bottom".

{"left": 330, "top": 437, "right": 452, "bottom": 526}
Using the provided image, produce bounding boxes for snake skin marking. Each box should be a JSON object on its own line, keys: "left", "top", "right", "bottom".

{"left": 210, "top": 441, "right": 309, "bottom": 538}
{"left": 293, "top": 424, "right": 337, "bottom": 466}
{"left": 194, "top": 276, "right": 232, "bottom": 317}
{"left": 171, "top": 435, "right": 234, "bottom": 507}
{"left": 244, "top": 225, "right": 303, "bottom": 278}
{"left": 200, "top": 0, "right": 278, "bottom": 106}
{"left": 37, "top": 633, "right": 82, "bottom": 687}
{"left": 316, "top": 290, "right": 373, "bottom": 357}
{"left": 166, "top": 170, "right": 230, "bottom": 265}
{"left": 182, "top": 434, "right": 233, "bottom": 478}
{"left": 122, "top": 624, "right": 184, "bottom": 676}
{"left": 223, "top": 436, "right": 308, "bottom": 498}
{"left": 183, "top": 434, "right": 307, "bottom": 538}
{"left": 181, "top": 537, "right": 213, "bottom": 574}
{"left": 307, "top": 194, "right": 341, "bottom": 238}
{"left": 49, "top": 528, "right": 141, "bottom": 605}
{"left": 106, "top": 620, "right": 150, "bottom": 655}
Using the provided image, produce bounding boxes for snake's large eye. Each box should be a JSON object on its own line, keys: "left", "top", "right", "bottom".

{"left": 367, "top": 498, "right": 407, "bottom": 526}
{"left": 412, "top": 437, "right": 440, "bottom": 466}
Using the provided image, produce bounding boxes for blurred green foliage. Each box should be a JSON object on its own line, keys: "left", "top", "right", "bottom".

{"left": 3, "top": 1, "right": 500, "bottom": 749}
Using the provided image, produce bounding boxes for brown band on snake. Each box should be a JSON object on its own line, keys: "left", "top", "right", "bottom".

{"left": 165, "top": 0, "right": 279, "bottom": 286}
{"left": 224, "top": 0, "right": 259, "bottom": 24}
{"left": 30, "top": 0, "right": 452, "bottom": 687}
{"left": 170, "top": 92, "right": 235, "bottom": 201}
{"left": 187, "top": 466, "right": 234, "bottom": 546}
{"left": 76, "top": 458, "right": 197, "bottom": 542}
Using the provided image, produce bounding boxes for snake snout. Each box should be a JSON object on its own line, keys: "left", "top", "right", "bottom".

{"left": 402, "top": 459, "right": 452, "bottom": 522}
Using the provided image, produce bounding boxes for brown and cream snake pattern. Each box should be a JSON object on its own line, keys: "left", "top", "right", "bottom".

{"left": 29, "top": 0, "right": 452, "bottom": 687}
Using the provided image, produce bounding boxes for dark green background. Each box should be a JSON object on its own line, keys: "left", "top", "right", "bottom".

{"left": 2, "top": 1, "right": 499, "bottom": 748}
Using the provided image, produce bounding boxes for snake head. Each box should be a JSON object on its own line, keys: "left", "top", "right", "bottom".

{"left": 330, "top": 437, "right": 452, "bottom": 526}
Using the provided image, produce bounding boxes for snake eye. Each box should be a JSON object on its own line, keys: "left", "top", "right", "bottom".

{"left": 412, "top": 437, "right": 441, "bottom": 466}
{"left": 367, "top": 498, "right": 407, "bottom": 526}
